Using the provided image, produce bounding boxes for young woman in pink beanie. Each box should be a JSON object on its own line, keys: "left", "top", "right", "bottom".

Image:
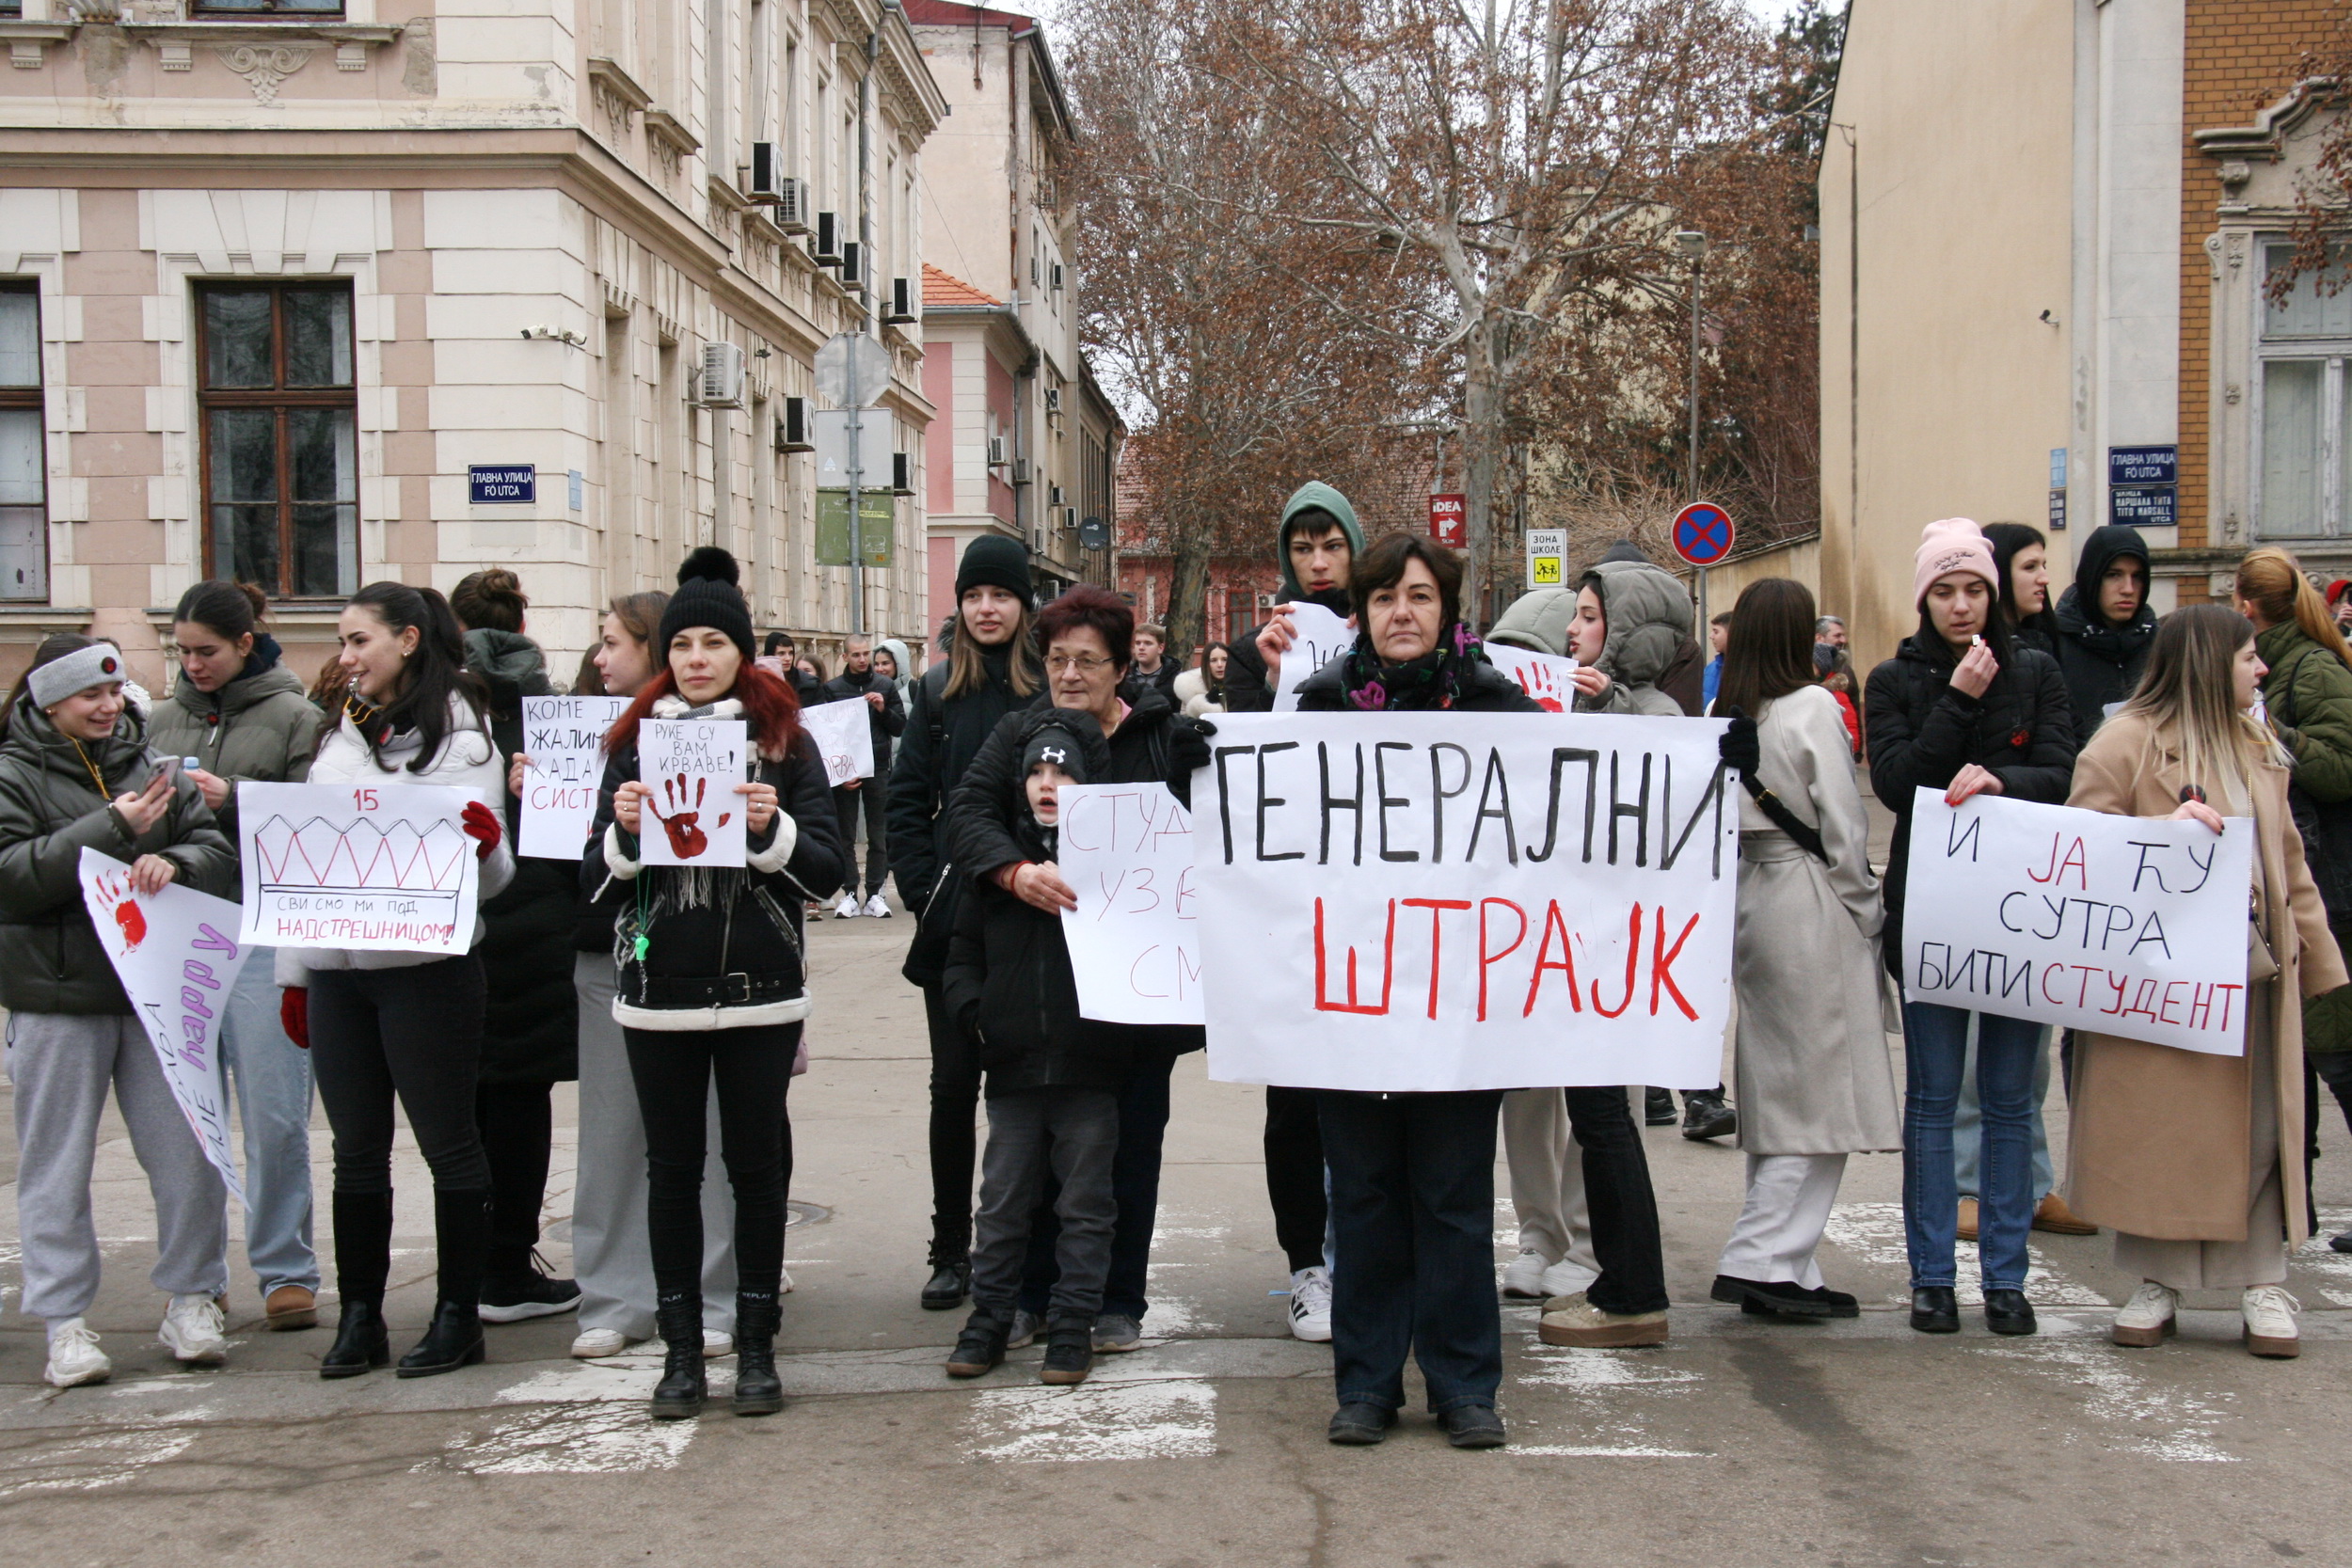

{"left": 1863, "top": 519, "right": 2079, "bottom": 1338}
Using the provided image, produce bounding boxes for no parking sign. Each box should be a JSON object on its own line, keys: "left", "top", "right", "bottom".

{"left": 1671, "top": 501, "right": 1735, "bottom": 567}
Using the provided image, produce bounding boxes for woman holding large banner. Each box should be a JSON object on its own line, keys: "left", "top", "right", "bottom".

{"left": 1865, "top": 519, "right": 2076, "bottom": 1338}
{"left": 585, "top": 547, "right": 844, "bottom": 1420}
{"left": 1288, "top": 533, "right": 1545, "bottom": 1450}
{"left": 1709, "top": 579, "right": 1900, "bottom": 1319}
{"left": 283, "top": 582, "right": 514, "bottom": 1381}
{"left": 2067, "top": 606, "right": 2348, "bottom": 1358}
{"left": 0, "top": 634, "right": 237, "bottom": 1387}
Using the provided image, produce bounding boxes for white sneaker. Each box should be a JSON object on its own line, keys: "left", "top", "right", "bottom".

{"left": 159, "top": 1293, "right": 229, "bottom": 1366}
{"left": 782, "top": 1267, "right": 795, "bottom": 1294}
{"left": 702, "top": 1328, "right": 735, "bottom": 1358}
{"left": 864, "top": 893, "right": 892, "bottom": 919}
{"left": 2243, "top": 1285, "right": 2301, "bottom": 1358}
{"left": 1289, "top": 1266, "right": 1333, "bottom": 1342}
{"left": 2109, "top": 1280, "right": 2178, "bottom": 1347}
{"left": 1501, "top": 1248, "right": 1550, "bottom": 1298}
{"left": 1539, "top": 1258, "right": 1600, "bottom": 1298}
{"left": 43, "top": 1319, "right": 111, "bottom": 1387}
{"left": 834, "top": 893, "right": 861, "bottom": 919}
{"left": 570, "top": 1327, "right": 631, "bottom": 1358}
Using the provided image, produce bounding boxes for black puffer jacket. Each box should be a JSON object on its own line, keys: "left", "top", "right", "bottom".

{"left": 582, "top": 696, "right": 845, "bottom": 1033}
{"left": 2048, "top": 524, "right": 2156, "bottom": 739}
{"left": 886, "top": 632, "right": 1039, "bottom": 987}
{"left": 469, "top": 634, "right": 580, "bottom": 1084}
{"left": 943, "top": 690, "right": 1206, "bottom": 1061}
{"left": 942, "top": 709, "right": 1138, "bottom": 1097}
{"left": 1293, "top": 646, "right": 1544, "bottom": 715}
{"left": 1865, "top": 632, "right": 2078, "bottom": 976}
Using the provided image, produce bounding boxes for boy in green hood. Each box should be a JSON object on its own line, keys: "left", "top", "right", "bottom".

{"left": 1222, "top": 482, "right": 1366, "bottom": 714}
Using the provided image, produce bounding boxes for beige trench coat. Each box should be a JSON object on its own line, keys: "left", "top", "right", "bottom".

{"left": 1732, "top": 685, "right": 1904, "bottom": 1154}
{"left": 2063, "top": 711, "right": 2349, "bottom": 1243}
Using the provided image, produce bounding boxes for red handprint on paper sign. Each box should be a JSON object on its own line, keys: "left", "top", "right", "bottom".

{"left": 90, "top": 867, "right": 147, "bottom": 952}
{"left": 1514, "top": 657, "right": 1568, "bottom": 713}
{"left": 645, "top": 772, "right": 730, "bottom": 860}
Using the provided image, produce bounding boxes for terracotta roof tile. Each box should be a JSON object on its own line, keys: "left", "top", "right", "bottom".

{"left": 922, "top": 263, "right": 1002, "bottom": 308}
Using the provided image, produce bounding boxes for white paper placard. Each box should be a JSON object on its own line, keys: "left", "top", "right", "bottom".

{"left": 1194, "top": 710, "right": 1737, "bottom": 1091}
{"left": 637, "top": 719, "right": 749, "bottom": 868}
{"left": 1901, "top": 789, "right": 2256, "bottom": 1055}
{"left": 80, "top": 848, "right": 252, "bottom": 1204}
{"left": 519, "top": 695, "right": 628, "bottom": 859}
{"left": 1488, "top": 646, "right": 1581, "bottom": 713}
{"left": 1269, "top": 602, "right": 1355, "bottom": 712}
{"left": 238, "top": 780, "right": 484, "bottom": 955}
{"left": 800, "top": 697, "right": 876, "bottom": 787}
{"left": 1057, "top": 783, "right": 1202, "bottom": 1024}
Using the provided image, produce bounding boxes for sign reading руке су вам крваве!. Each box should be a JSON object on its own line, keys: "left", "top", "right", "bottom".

{"left": 1193, "top": 711, "right": 1738, "bottom": 1093}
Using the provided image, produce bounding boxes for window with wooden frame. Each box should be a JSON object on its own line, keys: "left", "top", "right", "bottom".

{"left": 0, "top": 283, "right": 47, "bottom": 603}
{"left": 197, "top": 282, "right": 358, "bottom": 598}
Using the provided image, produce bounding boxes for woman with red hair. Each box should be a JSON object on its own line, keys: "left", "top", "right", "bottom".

{"left": 583, "top": 548, "right": 844, "bottom": 1420}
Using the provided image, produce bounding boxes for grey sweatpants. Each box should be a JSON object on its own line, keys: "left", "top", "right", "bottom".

{"left": 7, "top": 1011, "right": 229, "bottom": 1321}
{"left": 969, "top": 1086, "right": 1120, "bottom": 1321}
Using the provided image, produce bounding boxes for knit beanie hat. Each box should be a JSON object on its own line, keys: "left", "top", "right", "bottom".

{"left": 956, "top": 533, "right": 1033, "bottom": 604}
{"left": 1021, "top": 719, "right": 1093, "bottom": 784}
{"left": 1913, "top": 517, "right": 1998, "bottom": 606}
{"left": 27, "top": 641, "right": 124, "bottom": 710}
{"left": 657, "top": 546, "right": 755, "bottom": 663}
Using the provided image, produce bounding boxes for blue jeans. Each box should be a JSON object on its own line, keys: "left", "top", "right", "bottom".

{"left": 1902, "top": 1002, "right": 2036, "bottom": 1291}
{"left": 1018, "top": 1053, "right": 1176, "bottom": 1322}
{"left": 1316, "top": 1088, "right": 1505, "bottom": 1416}
{"left": 1952, "top": 1019, "right": 2054, "bottom": 1204}
{"left": 218, "top": 955, "right": 319, "bottom": 1293}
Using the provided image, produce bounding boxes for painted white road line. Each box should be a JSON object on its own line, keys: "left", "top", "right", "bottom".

{"left": 418, "top": 1401, "right": 697, "bottom": 1476}
{"left": 965, "top": 1377, "right": 1218, "bottom": 1464}
{"left": 1822, "top": 1201, "right": 2107, "bottom": 1307}
{"left": 1968, "top": 1338, "right": 2237, "bottom": 1463}
{"left": 0, "top": 1426, "right": 198, "bottom": 1498}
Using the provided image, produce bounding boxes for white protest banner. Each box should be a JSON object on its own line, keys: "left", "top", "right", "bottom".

{"left": 80, "top": 848, "right": 250, "bottom": 1204}
{"left": 1488, "top": 646, "right": 1580, "bottom": 713}
{"left": 519, "top": 695, "right": 628, "bottom": 859}
{"left": 800, "top": 696, "right": 876, "bottom": 787}
{"left": 1269, "top": 602, "right": 1354, "bottom": 712}
{"left": 238, "top": 781, "right": 484, "bottom": 955}
{"left": 1901, "top": 788, "right": 2255, "bottom": 1055}
{"left": 1195, "top": 711, "right": 1737, "bottom": 1092}
{"left": 638, "top": 718, "right": 749, "bottom": 868}
{"left": 1057, "top": 784, "right": 1201, "bottom": 1025}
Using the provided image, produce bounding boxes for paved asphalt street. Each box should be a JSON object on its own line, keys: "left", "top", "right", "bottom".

{"left": 6, "top": 800, "right": 2352, "bottom": 1566}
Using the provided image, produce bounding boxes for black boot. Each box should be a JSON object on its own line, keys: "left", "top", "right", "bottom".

{"left": 398, "top": 1188, "right": 490, "bottom": 1378}
{"left": 946, "top": 1308, "right": 1010, "bottom": 1378}
{"left": 1910, "top": 1286, "right": 1961, "bottom": 1334}
{"left": 1644, "top": 1086, "right": 1678, "bottom": 1126}
{"left": 1680, "top": 1090, "right": 1738, "bottom": 1142}
{"left": 650, "top": 1293, "right": 707, "bottom": 1419}
{"left": 1039, "top": 1312, "right": 1094, "bottom": 1386}
{"left": 1983, "top": 1288, "right": 2038, "bottom": 1337}
{"left": 920, "top": 1248, "right": 972, "bottom": 1311}
{"left": 732, "top": 1291, "right": 784, "bottom": 1417}
{"left": 321, "top": 1191, "right": 394, "bottom": 1380}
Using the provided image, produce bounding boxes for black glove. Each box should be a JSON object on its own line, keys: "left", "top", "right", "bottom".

{"left": 1717, "top": 705, "right": 1760, "bottom": 776}
{"left": 1168, "top": 716, "right": 1214, "bottom": 779}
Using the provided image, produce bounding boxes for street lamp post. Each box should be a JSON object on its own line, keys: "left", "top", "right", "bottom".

{"left": 1673, "top": 229, "right": 1710, "bottom": 624}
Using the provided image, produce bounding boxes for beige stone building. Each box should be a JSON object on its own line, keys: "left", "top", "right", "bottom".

{"left": 1820, "top": 0, "right": 2345, "bottom": 668}
{"left": 906, "top": 0, "right": 1119, "bottom": 634}
{"left": 0, "top": 0, "right": 947, "bottom": 686}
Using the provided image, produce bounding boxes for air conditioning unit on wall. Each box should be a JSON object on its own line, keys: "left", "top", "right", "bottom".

{"left": 774, "top": 397, "right": 813, "bottom": 453}
{"left": 883, "top": 277, "right": 917, "bottom": 325}
{"left": 771, "top": 178, "right": 810, "bottom": 234}
{"left": 699, "top": 341, "right": 745, "bottom": 408}
{"left": 811, "top": 212, "right": 843, "bottom": 265}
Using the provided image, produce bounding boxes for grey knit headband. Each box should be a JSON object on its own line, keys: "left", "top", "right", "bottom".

{"left": 29, "top": 643, "right": 125, "bottom": 710}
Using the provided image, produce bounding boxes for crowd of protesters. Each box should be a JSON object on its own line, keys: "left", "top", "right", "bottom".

{"left": 8, "top": 488, "right": 2349, "bottom": 1450}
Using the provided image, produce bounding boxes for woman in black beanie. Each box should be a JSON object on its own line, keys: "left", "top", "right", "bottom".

{"left": 583, "top": 547, "right": 844, "bottom": 1418}
{"left": 885, "top": 533, "right": 1043, "bottom": 1310}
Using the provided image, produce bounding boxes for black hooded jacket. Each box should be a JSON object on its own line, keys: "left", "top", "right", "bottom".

{"left": 1864, "top": 631, "right": 2078, "bottom": 977}
{"left": 2049, "top": 524, "right": 2156, "bottom": 738}
{"left": 941, "top": 709, "right": 1146, "bottom": 1096}
{"left": 1225, "top": 587, "right": 1350, "bottom": 714}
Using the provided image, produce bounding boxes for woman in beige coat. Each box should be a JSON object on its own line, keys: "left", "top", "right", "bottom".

{"left": 1709, "top": 579, "right": 1902, "bottom": 1319}
{"left": 2067, "top": 605, "right": 2349, "bottom": 1357}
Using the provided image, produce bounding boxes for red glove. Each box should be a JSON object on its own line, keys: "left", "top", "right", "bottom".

{"left": 461, "top": 800, "right": 502, "bottom": 862}
{"left": 280, "top": 987, "right": 310, "bottom": 1050}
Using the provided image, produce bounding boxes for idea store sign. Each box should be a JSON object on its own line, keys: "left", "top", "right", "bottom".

{"left": 1428, "top": 493, "right": 1467, "bottom": 548}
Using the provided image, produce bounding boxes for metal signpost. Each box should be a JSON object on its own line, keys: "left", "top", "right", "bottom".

{"left": 1671, "top": 499, "right": 1736, "bottom": 629}
{"left": 815, "top": 332, "right": 893, "bottom": 634}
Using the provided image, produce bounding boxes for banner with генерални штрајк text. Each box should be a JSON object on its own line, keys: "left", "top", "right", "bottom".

{"left": 1193, "top": 711, "right": 1738, "bottom": 1093}
{"left": 1900, "top": 788, "right": 2255, "bottom": 1055}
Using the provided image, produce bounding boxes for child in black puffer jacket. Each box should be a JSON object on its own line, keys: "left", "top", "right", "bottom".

{"left": 940, "top": 708, "right": 1133, "bottom": 1389}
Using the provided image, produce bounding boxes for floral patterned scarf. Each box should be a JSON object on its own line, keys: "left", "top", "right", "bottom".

{"left": 1340, "top": 622, "right": 1485, "bottom": 711}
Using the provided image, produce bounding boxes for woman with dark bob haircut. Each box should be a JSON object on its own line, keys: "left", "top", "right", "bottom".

{"left": 939, "top": 583, "right": 1212, "bottom": 1381}
{"left": 1289, "top": 530, "right": 1540, "bottom": 1450}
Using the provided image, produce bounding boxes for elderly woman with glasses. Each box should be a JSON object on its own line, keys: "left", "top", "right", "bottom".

{"left": 941, "top": 584, "right": 1213, "bottom": 1359}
